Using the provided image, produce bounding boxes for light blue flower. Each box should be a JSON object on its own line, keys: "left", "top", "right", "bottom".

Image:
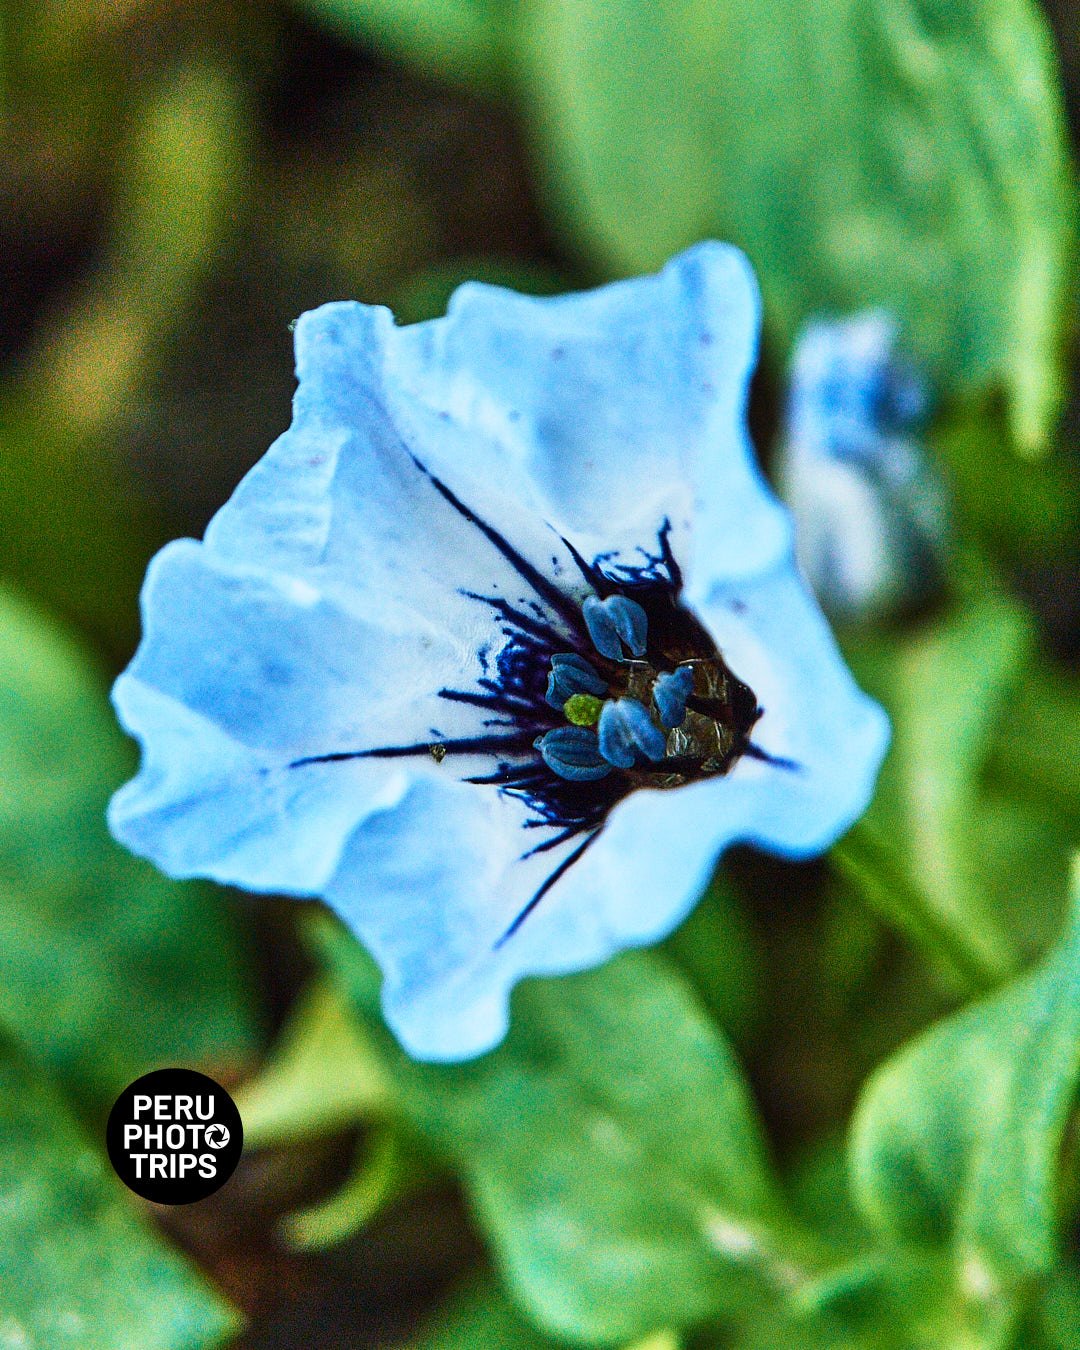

{"left": 779, "top": 312, "right": 950, "bottom": 622}
{"left": 108, "top": 243, "right": 889, "bottom": 1061}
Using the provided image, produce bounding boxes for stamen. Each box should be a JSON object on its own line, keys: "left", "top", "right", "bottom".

{"left": 653, "top": 665, "right": 696, "bottom": 729}
{"left": 545, "top": 652, "right": 608, "bottom": 708}
{"left": 583, "top": 594, "right": 649, "bottom": 659}
{"left": 535, "top": 726, "right": 613, "bottom": 782}
{"left": 597, "top": 698, "right": 667, "bottom": 768}
{"left": 287, "top": 510, "right": 769, "bottom": 947}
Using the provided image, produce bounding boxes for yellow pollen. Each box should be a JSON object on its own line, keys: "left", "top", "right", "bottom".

{"left": 564, "top": 693, "right": 603, "bottom": 727}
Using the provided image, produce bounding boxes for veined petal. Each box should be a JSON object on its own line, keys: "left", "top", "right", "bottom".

{"left": 325, "top": 772, "right": 755, "bottom": 1063}
{"left": 323, "top": 779, "right": 612, "bottom": 1060}
{"left": 386, "top": 241, "right": 792, "bottom": 589}
{"left": 204, "top": 304, "right": 590, "bottom": 648}
{"left": 109, "top": 676, "right": 408, "bottom": 893}
{"left": 197, "top": 246, "right": 788, "bottom": 648}
{"left": 110, "top": 539, "right": 519, "bottom": 892}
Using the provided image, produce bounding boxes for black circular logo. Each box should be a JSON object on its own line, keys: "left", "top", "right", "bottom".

{"left": 106, "top": 1068, "right": 243, "bottom": 1205}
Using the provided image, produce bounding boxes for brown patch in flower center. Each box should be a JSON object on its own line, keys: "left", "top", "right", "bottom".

{"left": 604, "top": 651, "right": 760, "bottom": 789}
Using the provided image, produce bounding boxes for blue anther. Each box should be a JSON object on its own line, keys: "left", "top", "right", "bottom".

{"left": 534, "top": 726, "right": 613, "bottom": 782}
{"left": 653, "top": 665, "right": 696, "bottom": 729}
{"left": 582, "top": 594, "right": 649, "bottom": 660}
{"left": 545, "top": 652, "right": 608, "bottom": 709}
{"left": 597, "top": 698, "right": 667, "bottom": 769}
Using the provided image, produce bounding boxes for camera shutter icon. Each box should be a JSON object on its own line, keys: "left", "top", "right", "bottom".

{"left": 204, "top": 1124, "right": 231, "bottom": 1150}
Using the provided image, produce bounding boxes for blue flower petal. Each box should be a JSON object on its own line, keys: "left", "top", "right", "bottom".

{"left": 387, "top": 241, "right": 792, "bottom": 590}
{"left": 198, "top": 245, "right": 787, "bottom": 629}
{"left": 319, "top": 778, "right": 622, "bottom": 1060}
{"left": 203, "top": 303, "right": 584, "bottom": 643}
{"left": 332, "top": 542, "right": 889, "bottom": 1061}
{"left": 109, "top": 539, "right": 508, "bottom": 891}
{"left": 687, "top": 562, "right": 891, "bottom": 858}
{"left": 108, "top": 244, "right": 888, "bottom": 1063}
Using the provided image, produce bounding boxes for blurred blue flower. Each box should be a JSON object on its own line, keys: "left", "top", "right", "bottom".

{"left": 109, "top": 243, "right": 889, "bottom": 1061}
{"left": 779, "top": 312, "right": 950, "bottom": 622}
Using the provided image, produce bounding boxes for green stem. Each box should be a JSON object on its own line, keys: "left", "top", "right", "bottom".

{"left": 833, "top": 823, "right": 1015, "bottom": 997}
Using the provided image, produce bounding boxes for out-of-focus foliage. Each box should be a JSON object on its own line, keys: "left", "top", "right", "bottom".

{"left": 295, "top": 0, "right": 1077, "bottom": 447}
{"left": 0, "top": 582, "right": 258, "bottom": 1112}
{"left": 933, "top": 405, "right": 1079, "bottom": 567}
{"left": 852, "top": 863, "right": 1080, "bottom": 1300}
{"left": 509, "top": 0, "right": 1076, "bottom": 454}
{"left": 314, "top": 918, "right": 799, "bottom": 1345}
{"left": 0, "top": 1033, "right": 238, "bottom": 1350}
{"left": 841, "top": 590, "right": 1037, "bottom": 987}
{"left": 237, "top": 977, "right": 389, "bottom": 1151}
{"left": 1, "top": 0, "right": 1079, "bottom": 1345}
{"left": 0, "top": 581, "right": 256, "bottom": 1337}
{"left": 0, "top": 58, "right": 254, "bottom": 651}
{"left": 299, "top": 0, "right": 505, "bottom": 93}
{"left": 405, "top": 1278, "right": 562, "bottom": 1349}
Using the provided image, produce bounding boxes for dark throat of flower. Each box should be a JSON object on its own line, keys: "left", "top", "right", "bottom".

{"left": 288, "top": 457, "right": 796, "bottom": 946}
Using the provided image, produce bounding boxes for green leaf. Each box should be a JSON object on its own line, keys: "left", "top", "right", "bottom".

{"left": 1019, "top": 1265, "right": 1080, "bottom": 1349}
{"left": 787, "top": 1141, "right": 874, "bottom": 1258}
{"left": 294, "top": 0, "right": 506, "bottom": 93}
{"left": 985, "top": 665, "right": 1080, "bottom": 825}
{"left": 727, "top": 1253, "right": 1014, "bottom": 1350}
{"left": 659, "top": 871, "right": 762, "bottom": 1044}
{"left": 280, "top": 1126, "right": 421, "bottom": 1251}
{"left": 405, "top": 1277, "right": 563, "bottom": 1349}
{"left": 932, "top": 407, "right": 1079, "bottom": 567}
{"left": 236, "top": 977, "right": 388, "bottom": 1149}
{"left": 0, "top": 1035, "right": 238, "bottom": 1349}
{"left": 839, "top": 589, "right": 1035, "bottom": 990}
{"left": 516, "top": 0, "right": 1076, "bottom": 450}
{"left": 967, "top": 788, "right": 1075, "bottom": 965}
{"left": 0, "top": 583, "right": 258, "bottom": 1111}
{"left": 849, "top": 860, "right": 1080, "bottom": 1302}
{"left": 316, "top": 915, "right": 810, "bottom": 1343}
{"left": 236, "top": 976, "right": 431, "bottom": 1250}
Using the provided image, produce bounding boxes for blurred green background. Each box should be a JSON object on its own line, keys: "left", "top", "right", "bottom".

{"left": 2, "top": 2, "right": 1080, "bottom": 1347}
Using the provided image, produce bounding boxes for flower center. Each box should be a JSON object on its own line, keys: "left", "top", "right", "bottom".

{"left": 283, "top": 477, "right": 779, "bottom": 946}
{"left": 535, "top": 592, "right": 761, "bottom": 788}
